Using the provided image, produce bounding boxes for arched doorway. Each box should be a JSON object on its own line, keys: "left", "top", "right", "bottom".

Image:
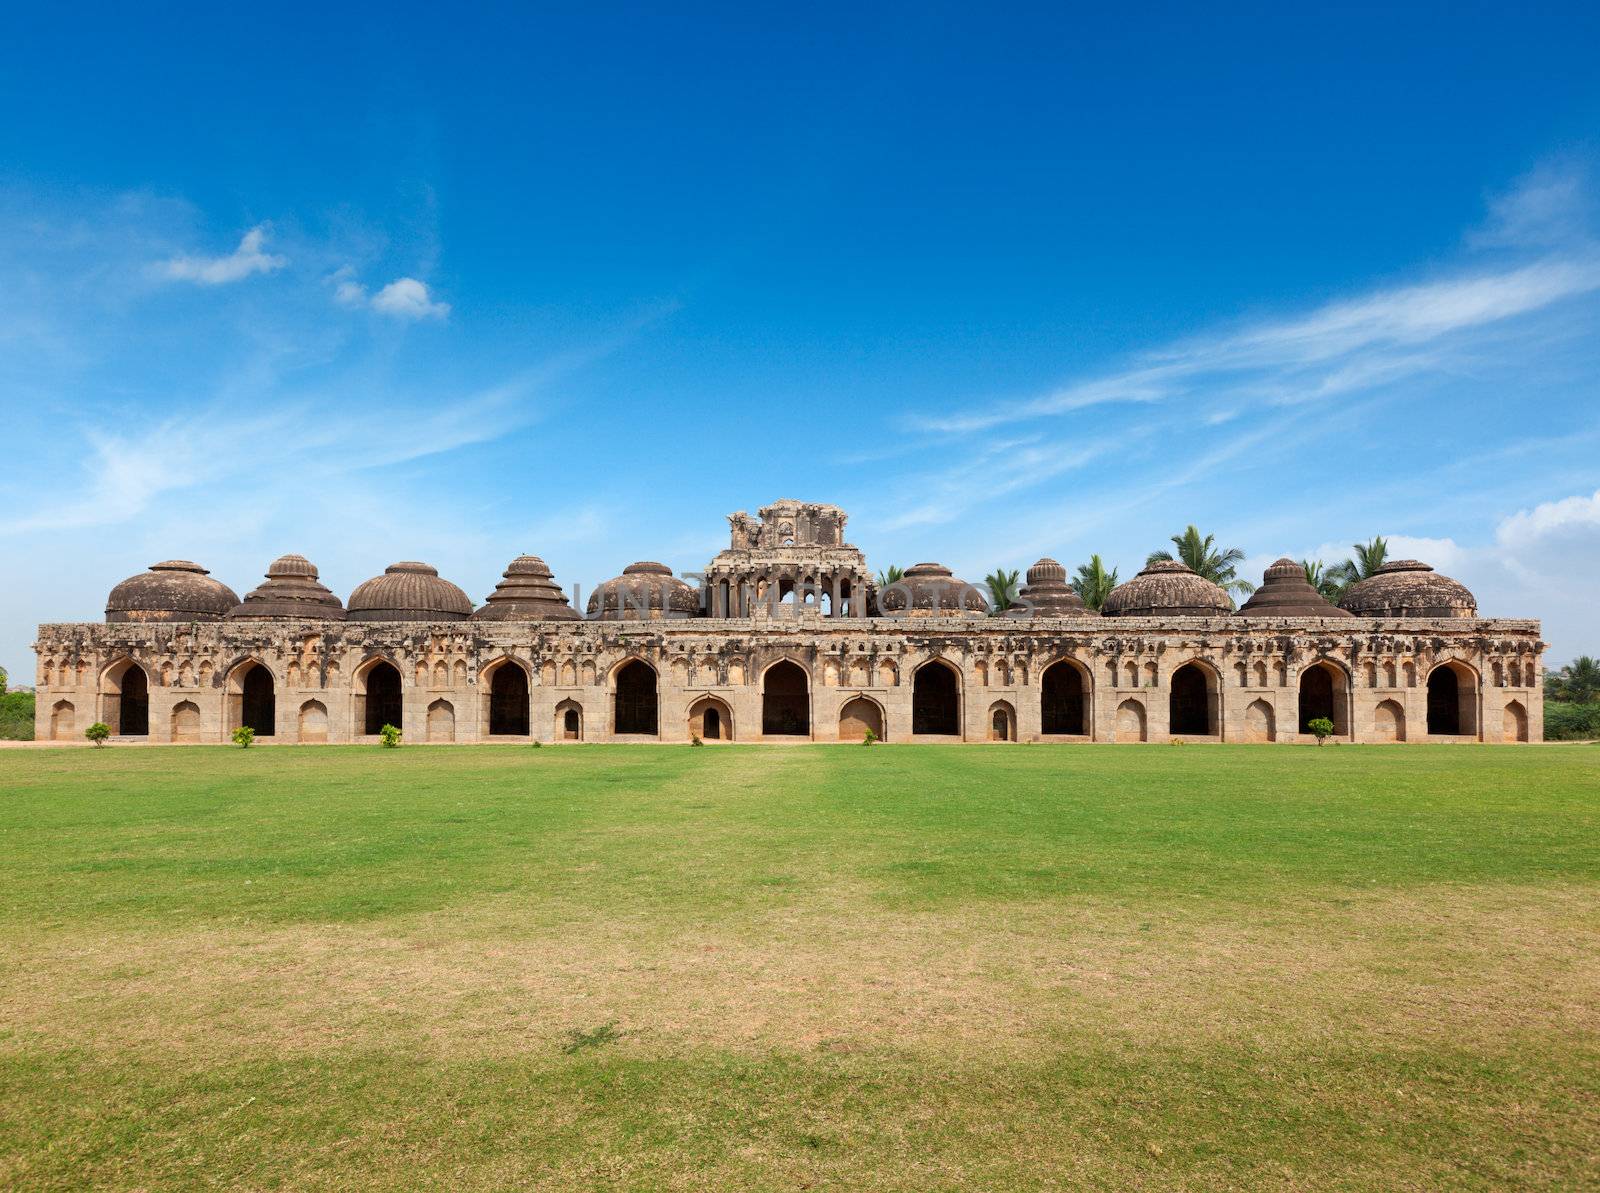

{"left": 1373, "top": 699, "right": 1406, "bottom": 742}
{"left": 1040, "top": 661, "right": 1088, "bottom": 735}
{"left": 299, "top": 700, "right": 329, "bottom": 743}
{"left": 360, "top": 660, "right": 403, "bottom": 735}
{"left": 989, "top": 700, "right": 1016, "bottom": 741}
{"left": 1169, "top": 662, "right": 1216, "bottom": 736}
{"left": 1297, "top": 661, "right": 1349, "bottom": 737}
{"left": 1427, "top": 662, "right": 1477, "bottom": 736}
{"left": 689, "top": 696, "right": 733, "bottom": 741}
{"left": 761, "top": 661, "right": 811, "bottom": 736}
{"left": 1502, "top": 700, "right": 1529, "bottom": 743}
{"left": 427, "top": 698, "right": 456, "bottom": 742}
{"left": 102, "top": 660, "right": 149, "bottom": 737}
{"left": 556, "top": 700, "right": 583, "bottom": 741}
{"left": 912, "top": 660, "right": 961, "bottom": 735}
{"left": 1115, "top": 698, "right": 1147, "bottom": 742}
{"left": 230, "top": 662, "right": 275, "bottom": 738}
{"left": 838, "top": 697, "right": 884, "bottom": 742}
{"left": 487, "top": 662, "right": 530, "bottom": 736}
{"left": 614, "top": 661, "right": 658, "bottom": 735}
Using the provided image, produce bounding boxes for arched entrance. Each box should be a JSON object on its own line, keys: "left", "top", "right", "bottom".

{"left": 1040, "top": 660, "right": 1088, "bottom": 735}
{"left": 102, "top": 659, "right": 149, "bottom": 737}
{"left": 912, "top": 660, "right": 961, "bottom": 735}
{"left": 1169, "top": 662, "right": 1216, "bottom": 736}
{"left": 989, "top": 700, "right": 1016, "bottom": 741}
{"left": 614, "top": 661, "right": 658, "bottom": 735}
{"left": 1427, "top": 662, "right": 1478, "bottom": 736}
{"left": 1297, "top": 661, "right": 1349, "bottom": 737}
{"left": 838, "top": 697, "right": 884, "bottom": 742}
{"left": 688, "top": 696, "right": 733, "bottom": 741}
{"left": 487, "top": 662, "right": 530, "bottom": 736}
{"left": 229, "top": 661, "right": 276, "bottom": 738}
{"left": 1244, "top": 698, "right": 1275, "bottom": 742}
{"left": 360, "top": 660, "right": 403, "bottom": 735}
{"left": 761, "top": 661, "right": 810, "bottom": 736}
{"left": 556, "top": 699, "right": 583, "bottom": 741}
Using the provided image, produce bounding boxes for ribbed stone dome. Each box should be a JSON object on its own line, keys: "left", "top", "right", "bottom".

{"left": 1236, "top": 558, "right": 1351, "bottom": 618}
{"left": 1339, "top": 560, "right": 1477, "bottom": 618}
{"left": 227, "top": 554, "right": 346, "bottom": 620}
{"left": 1102, "top": 560, "right": 1231, "bottom": 618}
{"left": 347, "top": 561, "right": 473, "bottom": 622}
{"left": 1008, "top": 557, "right": 1090, "bottom": 617}
{"left": 473, "top": 555, "right": 580, "bottom": 621}
{"left": 876, "top": 562, "right": 988, "bottom": 616}
{"left": 106, "top": 560, "right": 240, "bottom": 623}
{"left": 586, "top": 561, "right": 700, "bottom": 620}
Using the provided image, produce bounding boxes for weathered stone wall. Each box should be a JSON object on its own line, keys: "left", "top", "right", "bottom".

{"left": 33, "top": 611, "right": 1545, "bottom": 744}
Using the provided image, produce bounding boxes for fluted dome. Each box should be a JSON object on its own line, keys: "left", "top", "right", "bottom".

{"left": 1008, "top": 557, "right": 1090, "bottom": 617}
{"left": 106, "top": 561, "right": 239, "bottom": 623}
{"left": 1102, "top": 560, "right": 1231, "bottom": 617}
{"left": 876, "top": 562, "right": 988, "bottom": 616}
{"left": 587, "top": 561, "right": 700, "bottom": 620}
{"left": 1236, "top": 558, "right": 1351, "bottom": 618}
{"left": 1339, "top": 560, "right": 1476, "bottom": 619}
{"left": 227, "top": 554, "right": 346, "bottom": 620}
{"left": 347, "top": 561, "right": 473, "bottom": 622}
{"left": 473, "top": 555, "right": 580, "bottom": 621}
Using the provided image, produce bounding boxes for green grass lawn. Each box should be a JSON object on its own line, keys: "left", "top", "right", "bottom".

{"left": 2, "top": 744, "right": 1597, "bottom": 1190}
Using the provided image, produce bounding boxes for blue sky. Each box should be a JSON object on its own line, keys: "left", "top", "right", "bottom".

{"left": 4, "top": 2, "right": 1600, "bottom": 679}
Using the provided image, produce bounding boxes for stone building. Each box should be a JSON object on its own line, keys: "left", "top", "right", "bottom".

{"left": 33, "top": 498, "right": 1544, "bottom": 745}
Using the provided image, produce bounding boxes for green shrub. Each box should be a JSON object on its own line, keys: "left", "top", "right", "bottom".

{"left": 0, "top": 689, "right": 34, "bottom": 740}
{"left": 862, "top": 728, "right": 877, "bottom": 745}
{"left": 1544, "top": 700, "right": 1600, "bottom": 741}
{"left": 379, "top": 724, "right": 402, "bottom": 748}
{"left": 84, "top": 721, "right": 111, "bottom": 747}
{"left": 690, "top": 732, "right": 703, "bottom": 746}
{"left": 530, "top": 740, "right": 542, "bottom": 749}
{"left": 232, "top": 726, "right": 256, "bottom": 749}
{"left": 1308, "top": 717, "right": 1335, "bottom": 744}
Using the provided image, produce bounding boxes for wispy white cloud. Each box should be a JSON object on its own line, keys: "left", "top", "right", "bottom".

{"left": 332, "top": 270, "right": 451, "bottom": 320}
{"left": 159, "top": 223, "right": 286, "bottom": 284}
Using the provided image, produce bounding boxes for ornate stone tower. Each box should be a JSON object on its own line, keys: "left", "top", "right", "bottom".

{"left": 702, "top": 499, "right": 872, "bottom": 617}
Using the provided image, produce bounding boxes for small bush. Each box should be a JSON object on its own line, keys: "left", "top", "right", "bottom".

{"left": 530, "top": 740, "right": 542, "bottom": 749}
{"left": 232, "top": 726, "right": 256, "bottom": 749}
{"left": 1308, "top": 717, "right": 1335, "bottom": 745}
{"left": 690, "top": 732, "right": 703, "bottom": 747}
{"left": 85, "top": 721, "right": 111, "bottom": 747}
{"left": 1545, "top": 701, "right": 1600, "bottom": 741}
{"left": 379, "top": 724, "right": 402, "bottom": 748}
{"left": 862, "top": 728, "right": 877, "bottom": 745}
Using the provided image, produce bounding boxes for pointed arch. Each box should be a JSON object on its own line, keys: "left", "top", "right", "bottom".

{"left": 912, "top": 658, "right": 961, "bottom": 736}
{"left": 1115, "top": 698, "right": 1147, "bottom": 742}
{"left": 170, "top": 700, "right": 201, "bottom": 743}
{"left": 1297, "top": 659, "right": 1350, "bottom": 738}
{"left": 481, "top": 656, "right": 531, "bottom": 736}
{"left": 761, "top": 658, "right": 811, "bottom": 737}
{"left": 555, "top": 698, "right": 584, "bottom": 741}
{"left": 1244, "top": 698, "right": 1275, "bottom": 743}
{"left": 427, "top": 698, "right": 456, "bottom": 743}
{"left": 49, "top": 699, "right": 76, "bottom": 741}
{"left": 1427, "top": 660, "right": 1479, "bottom": 737}
{"left": 354, "top": 656, "right": 404, "bottom": 736}
{"left": 1502, "top": 699, "right": 1529, "bottom": 743}
{"left": 1373, "top": 698, "right": 1406, "bottom": 742}
{"left": 100, "top": 657, "right": 149, "bottom": 737}
{"left": 298, "top": 699, "right": 330, "bottom": 743}
{"left": 839, "top": 696, "right": 885, "bottom": 742}
{"left": 988, "top": 699, "right": 1016, "bottom": 742}
{"left": 1040, "top": 658, "right": 1091, "bottom": 735}
{"left": 688, "top": 695, "right": 734, "bottom": 741}
{"left": 1169, "top": 660, "right": 1220, "bottom": 737}
{"left": 226, "top": 658, "right": 276, "bottom": 738}
{"left": 612, "top": 658, "right": 659, "bottom": 735}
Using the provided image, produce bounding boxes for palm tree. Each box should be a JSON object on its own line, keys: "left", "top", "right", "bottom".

{"left": 874, "top": 565, "right": 904, "bottom": 592}
{"left": 1328, "top": 536, "right": 1388, "bottom": 592}
{"left": 1072, "top": 555, "right": 1120, "bottom": 612}
{"left": 1147, "top": 526, "right": 1254, "bottom": 597}
{"left": 984, "top": 568, "right": 1020, "bottom": 615}
{"left": 1300, "top": 560, "right": 1345, "bottom": 602}
{"left": 1548, "top": 656, "right": 1600, "bottom": 704}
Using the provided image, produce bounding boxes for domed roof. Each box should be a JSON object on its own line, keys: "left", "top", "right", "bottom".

{"left": 1339, "top": 559, "right": 1477, "bottom": 618}
{"left": 876, "top": 562, "right": 988, "bottom": 616}
{"left": 1007, "top": 557, "right": 1090, "bottom": 617}
{"left": 587, "top": 561, "right": 700, "bottom": 620}
{"left": 106, "top": 560, "right": 240, "bottom": 623}
{"left": 1101, "top": 560, "right": 1232, "bottom": 618}
{"left": 473, "top": 555, "right": 580, "bottom": 621}
{"left": 227, "top": 554, "right": 346, "bottom": 620}
{"left": 1236, "top": 558, "right": 1352, "bottom": 618}
{"left": 347, "top": 561, "right": 473, "bottom": 621}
